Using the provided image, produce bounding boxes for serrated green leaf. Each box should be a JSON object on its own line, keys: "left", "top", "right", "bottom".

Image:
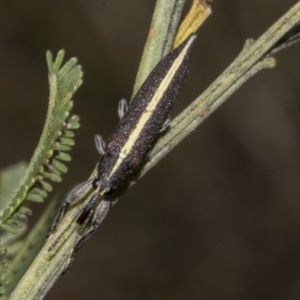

{"left": 0, "top": 51, "right": 83, "bottom": 234}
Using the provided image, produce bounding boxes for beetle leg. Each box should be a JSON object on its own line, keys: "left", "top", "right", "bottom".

{"left": 118, "top": 98, "right": 128, "bottom": 119}
{"left": 160, "top": 117, "right": 171, "bottom": 133}
{"left": 94, "top": 135, "right": 106, "bottom": 156}
{"left": 63, "top": 200, "right": 111, "bottom": 274}
{"left": 48, "top": 178, "right": 95, "bottom": 237}
{"left": 76, "top": 193, "right": 100, "bottom": 225}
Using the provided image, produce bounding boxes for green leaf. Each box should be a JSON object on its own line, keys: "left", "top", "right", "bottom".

{"left": 0, "top": 51, "right": 83, "bottom": 234}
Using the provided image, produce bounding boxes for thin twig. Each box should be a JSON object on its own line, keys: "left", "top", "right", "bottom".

{"left": 139, "top": 2, "right": 300, "bottom": 177}
{"left": 9, "top": 190, "right": 89, "bottom": 300}
{"left": 132, "top": 0, "right": 186, "bottom": 96}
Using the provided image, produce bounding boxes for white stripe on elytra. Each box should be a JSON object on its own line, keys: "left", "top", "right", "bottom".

{"left": 108, "top": 36, "right": 195, "bottom": 177}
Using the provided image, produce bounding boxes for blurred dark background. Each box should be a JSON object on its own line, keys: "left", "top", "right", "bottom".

{"left": 1, "top": 0, "right": 300, "bottom": 299}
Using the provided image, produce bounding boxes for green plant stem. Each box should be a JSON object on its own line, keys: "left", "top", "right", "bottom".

{"left": 8, "top": 170, "right": 97, "bottom": 300}
{"left": 8, "top": 195, "right": 87, "bottom": 300}
{"left": 138, "top": 1, "right": 300, "bottom": 176}
{"left": 5, "top": 194, "right": 64, "bottom": 295}
{"left": 9, "top": 2, "right": 300, "bottom": 300}
{"left": 132, "top": 0, "right": 186, "bottom": 96}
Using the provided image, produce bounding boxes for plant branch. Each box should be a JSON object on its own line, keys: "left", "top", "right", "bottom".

{"left": 138, "top": 2, "right": 300, "bottom": 178}
{"left": 4, "top": 193, "right": 64, "bottom": 295}
{"left": 9, "top": 171, "right": 96, "bottom": 300}
{"left": 132, "top": 0, "right": 186, "bottom": 96}
{"left": 8, "top": 1, "right": 300, "bottom": 300}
